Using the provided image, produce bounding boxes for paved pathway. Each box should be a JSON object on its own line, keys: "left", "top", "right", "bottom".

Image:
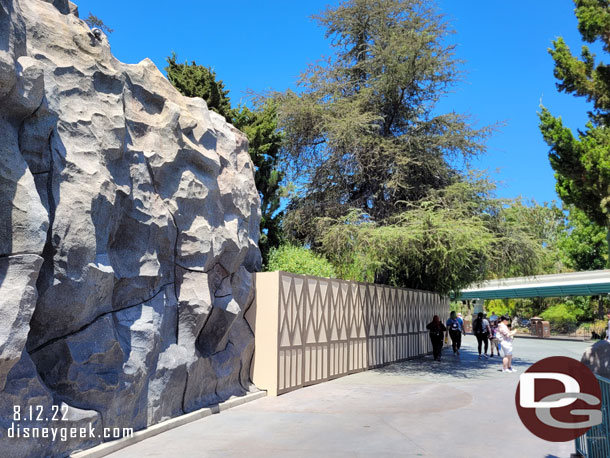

{"left": 107, "top": 336, "right": 592, "bottom": 458}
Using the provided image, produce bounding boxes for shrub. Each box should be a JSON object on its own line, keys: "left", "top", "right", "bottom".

{"left": 266, "top": 245, "right": 337, "bottom": 278}
{"left": 541, "top": 303, "right": 581, "bottom": 333}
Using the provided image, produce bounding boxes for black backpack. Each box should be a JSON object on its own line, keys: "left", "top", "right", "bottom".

{"left": 474, "top": 318, "right": 488, "bottom": 335}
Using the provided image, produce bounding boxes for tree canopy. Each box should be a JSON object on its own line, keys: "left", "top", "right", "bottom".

{"left": 275, "top": 0, "right": 491, "bottom": 246}
{"left": 559, "top": 205, "right": 609, "bottom": 270}
{"left": 316, "top": 177, "right": 563, "bottom": 294}
{"left": 165, "top": 53, "right": 233, "bottom": 120}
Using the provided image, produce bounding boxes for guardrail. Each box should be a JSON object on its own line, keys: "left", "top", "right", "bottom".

{"left": 247, "top": 271, "right": 449, "bottom": 396}
{"left": 575, "top": 374, "right": 610, "bottom": 458}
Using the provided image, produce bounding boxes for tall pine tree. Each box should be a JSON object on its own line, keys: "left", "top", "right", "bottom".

{"left": 539, "top": 0, "right": 610, "bottom": 255}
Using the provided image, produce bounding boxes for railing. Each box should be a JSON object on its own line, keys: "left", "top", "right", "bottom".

{"left": 575, "top": 374, "right": 610, "bottom": 458}
{"left": 247, "top": 271, "right": 449, "bottom": 396}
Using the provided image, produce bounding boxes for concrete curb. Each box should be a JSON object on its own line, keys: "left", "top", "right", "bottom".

{"left": 70, "top": 390, "right": 267, "bottom": 458}
{"left": 513, "top": 333, "right": 593, "bottom": 343}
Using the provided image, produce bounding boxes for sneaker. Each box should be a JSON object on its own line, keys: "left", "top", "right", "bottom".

{"left": 483, "top": 354, "right": 488, "bottom": 359}
{"left": 502, "top": 369, "right": 510, "bottom": 373}
{"left": 490, "top": 354, "right": 494, "bottom": 358}
{"left": 478, "top": 354, "right": 482, "bottom": 359}
{"left": 509, "top": 368, "right": 517, "bottom": 372}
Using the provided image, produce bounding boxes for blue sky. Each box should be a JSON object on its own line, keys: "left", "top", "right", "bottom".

{"left": 74, "top": 0, "right": 600, "bottom": 204}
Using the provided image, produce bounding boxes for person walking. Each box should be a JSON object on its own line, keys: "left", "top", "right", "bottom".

{"left": 489, "top": 315, "right": 499, "bottom": 357}
{"left": 473, "top": 312, "right": 491, "bottom": 358}
{"left": 497, "top": 315, "right": 517, "bottom": 372}
{"left": 446, "top": 311, "right": 464, "bottom": 356}
{"left": 426, "top": 315, "right": 447, "bottom": 361}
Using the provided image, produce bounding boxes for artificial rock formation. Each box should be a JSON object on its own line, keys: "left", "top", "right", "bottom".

{"left": 0, "top": 0, "right": 261, "bottom": 456}
{"left": 581, "top": 339, "right": 610, "bottom": 379}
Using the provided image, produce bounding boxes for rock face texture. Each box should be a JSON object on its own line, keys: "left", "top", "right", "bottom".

{"left": 0, "top": 0, "right": 261, "bottom": 456}
{"left": 581, "top": 340, "right": 610, "bottom": 379}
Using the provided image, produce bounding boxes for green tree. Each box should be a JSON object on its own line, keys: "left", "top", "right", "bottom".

{"left": 84, "top": 13, "right": 114, "bottom": 34}
{"left": 165, "top": 53, "right": 233, "bottom": 120}
{"left": 233, "top": 102, "right": 285, "bottom": 263}
{"left": 275, "top": 0, "right": 491, "bottom": 245}
{"left": 485, "top": 299, "right": 517, "bottom": 319}
{"left": 318, "top": 177, "right": 558, "bottom": 294}
{"left": 498, "top": 200, "right": 565, "bottom": 275}
{"left": 559, "top": 205, "right": 608, "bottom": 270}
{"left": 165, "top": 56, "right": 285, "bottom": 262}
{"left": 539, "top": 0, "right": 610, "bottom": 253}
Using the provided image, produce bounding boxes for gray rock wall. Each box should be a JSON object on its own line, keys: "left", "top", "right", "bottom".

{"left": 581, "top": 340, "right": 610, "bottom": 379}
{"left": 0, "top": 0, "right": 261, "bottom": 456}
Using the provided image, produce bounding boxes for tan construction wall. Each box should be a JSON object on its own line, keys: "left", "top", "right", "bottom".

{"left": 248, "top": 271, "right": 450, "bottom": 396}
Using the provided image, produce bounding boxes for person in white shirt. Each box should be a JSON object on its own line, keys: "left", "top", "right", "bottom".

{"left": 497, "top": 315, "right": 517, "bottom": 373}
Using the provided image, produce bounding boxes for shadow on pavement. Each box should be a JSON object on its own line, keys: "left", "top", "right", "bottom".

{"left": 374, "top": 341, "right": 535, "bottom": 380}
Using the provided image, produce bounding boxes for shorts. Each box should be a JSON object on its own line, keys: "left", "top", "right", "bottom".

{"left": 500, "top": 341, "right": 513, "bottom": 356}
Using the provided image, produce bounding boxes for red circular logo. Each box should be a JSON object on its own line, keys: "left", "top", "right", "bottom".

{"left": 515, "top": 356, "right": 602, "bottom": 442}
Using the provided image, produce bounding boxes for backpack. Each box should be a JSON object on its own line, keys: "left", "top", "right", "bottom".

{"left": 473, "top": 318, "right": 481, "bottom": 334}
{"left": 475, "top": 318, "right": 490, "bottom": 335}
{"left": 448, "top": 318, "right": 460, "bottom": 331}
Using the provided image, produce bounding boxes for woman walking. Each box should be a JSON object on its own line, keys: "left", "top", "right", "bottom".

{"left": 497, "top": 315, "right": 517, "bottom": 372}
{"left": 426, "top": 315, "right": 447, "bottom": 361}
{"left": 446, "top": 311, "right": 464, "bottom": 356}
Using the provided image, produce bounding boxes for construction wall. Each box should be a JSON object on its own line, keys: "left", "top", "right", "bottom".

{"left": 248, "top": 271, "right": 449, "bottom": 395}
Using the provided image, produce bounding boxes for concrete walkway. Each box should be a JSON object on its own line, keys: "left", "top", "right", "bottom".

{"left": 106, "top": 336, "right": 591, "bottom": 458}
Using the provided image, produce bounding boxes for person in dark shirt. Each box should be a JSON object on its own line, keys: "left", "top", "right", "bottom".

{"left": 426, "top": 315, "right": 447, "bottom": 361}
{"left": 446, "top": 311, "right": 464, "bottom": 356}
{"left": 473, "top": 312, "right": 491, "bottom": 358}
